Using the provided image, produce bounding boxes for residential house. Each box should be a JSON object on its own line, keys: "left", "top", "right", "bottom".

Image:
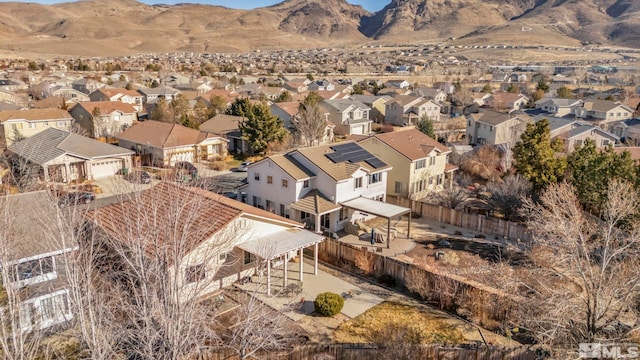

{"left": 534, "top": 98, "right": 584, "bottom": 117}
{"left": 8, "top": 127, "right": 133, "bottom": 182}
{"left": 137, "top": 86, "right": 182, "bottom": 104}
{"left": 240, "top": 141, "right": 392, "bottom": 234}
{"left": 545, "top": 118, "right": 619, "bottom": 152}
{"left": 89, "top": 88, "right": 144, "bottom": 112}
{"left": 199, "top": 114, "right": 248, "bottom": 154}
{"left": 2, "top": 191, "right": 75, "bottom": 333}
{"left": 385, "top": 95, "right": 441, "bottom": 126}
{"left": 471, "top": 92, "right": 492, "bottom": 106}
{"left": 0, "top": 108, "right": 73, "bottom": 147}
{"left": 0, "top": 88, "right": 17, "bottom": 103}
{"left": 50, "top": 87, "right": 90, "bottom": 103}
{"left": 69, "top": 101, "right": 137, "bottom": 139}
{"left": 359, "top": 128, "right": 456, "bottom": 200}
{"left": 384, "top": 80, "right": 410, "bottom": 89}
{"left": 349, "top": 95, "right": 392, "bottom": 123}
{"left": 319, "top": 98, "right": 372, "bottom": 136}
{"left": 89, "top": 182, "right": 324, "bottom": 297}
{"left": 413, "top": 88, "right": 448, "bottom": 104}
{"left": 574, "top": 100, "right": 634, "bottom": 128}
{"left": 486, "top": 92, "right": 530, "bottom": 111}
{"left": 116, "top": 120, "right": 227, "bottom": 167}
{"left": 607, "top": 118, "right": 640, "bottom": 145}
{"left": 307, "top": 80, "right": 335, "bottom": 92}
{"left": 71, "top": 78, "right": 105, "bottom": 94}
{"left": 466, "top": 110, "right": 532, "bottom": 146}
{"left": 284, "top": 81, "right": 308, "bottom": 94}
{"left": 271, "top": 101, "right": 334, "bottom": 146}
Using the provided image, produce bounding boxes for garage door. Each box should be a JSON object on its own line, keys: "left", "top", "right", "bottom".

{"left": 351, "top": 125, "right": 363, "bottom": 135}
{"left": 169, "top": 151, "right": 194, "bottom": 166}
{"left": 91, "top": 159, "right": 123, "bottom": 179}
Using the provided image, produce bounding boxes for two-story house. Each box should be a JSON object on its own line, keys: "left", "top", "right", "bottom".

{"left": 116, "top": 120, "right": 227, "bottom": 167}
{"left": 69, "top": 101, "right": 138, "bottom": 140}
{"left": 240, "top": 141, "right": 392, "bottom": 234}
{"left": 359, "top": 129, "right": 456, "bottom": 200}
{"left": 349, "top": 95, "right": 392, "bottom": 123}
{"left": 0, "top": 108, "right": 73, "bottom": 148}
{"left": 545, "top": 117, "right": 619, "bottom": 152}
{"left": 270, "top": 101, "right": 334, "bottom": 146}
{"left": 307, "top": 80, "right": 335, "bottom": 92}
{"left": 385, "top": 95, "right": 441, "bottom": 126}
{"left": 319, "top": 99, "right": 372, "bottom": 136}
{"left": 486, "top": 92, "right": 530, "bottom": 111}
{"left": 199, "top": 114, "right": 249, "bottom": 154}
{"left": 413, "top": 88, "right": 448, "bottom": 104}
{"left": 137, "top": 86, "right": 182, "bottom": 104}
{"left": 466, "top": 110, "right": 532, "bottom": 146}
{"left": 611, "top": 119, "right": 640, "bottom": 145}
{"left": 50, "top": 87, "right": 90, "bottom": 103}
{"left": 574, "top": 100, "right": 634, "bottom": 128}
{"left": 534, "top": 98, "right": 584, "bottom": 118}
{"left": 3, "top": 191, "right": 74, "bottom": 333}
{"left": 71, "top": 78, "right": 105, "bottom": 94}
{"left": 89, "top": 88, "right": 145, "bottom": 112}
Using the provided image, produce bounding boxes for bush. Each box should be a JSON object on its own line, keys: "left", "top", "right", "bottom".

{"left": 314, "top": 292, "right": 344, "bottom": 316}
{"left": 378, "top": 274, "right": 396, "bottom": 287}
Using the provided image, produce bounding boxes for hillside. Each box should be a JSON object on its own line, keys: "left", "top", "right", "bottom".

{"left": 0, "top": 0, "right": 637, "bottom": 57}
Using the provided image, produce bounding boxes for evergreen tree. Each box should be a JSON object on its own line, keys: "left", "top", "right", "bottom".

{"left": 567, "top": 139, "right": 638, "bottom": 213}
{"left": 232, "top": 99, "right": 287, "bottom": 154}
{"left": 513, "top": 119, "right": 567, "bottom": 191}
{"left": 416, "top": 115, "right": 436, "bottom": 139}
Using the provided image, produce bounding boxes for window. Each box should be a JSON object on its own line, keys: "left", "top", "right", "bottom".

{"left": 243, "top": 251, "right": 256, "bottom": 265}
{"left": 300, "top": 211, "right": 311, "bottom": 220}
{"left": 354, "top": 177, "right": 363, "bottom": 189}
{"left": 40, "top": 292, "right": 69, "bottom": 323}
{"left": 437, "top": 174, "right": 443, "bottom": 185}
{"left": 281, "top": 179, "right": 288, "bottom": 188}
{"left": 29, "top": 123, "right": 36, "bottom": 129}
{"left": 20, "top": 290, "right": 72, "bottom": 332}
{"left": 489, "top": 125, "right": 493, "bottom": 132}
{"left": 468, "top": 120, "right": 471, "bottom": 127}
{"left": 303, "top": 180, "right": 309, "bottom": 188}
{"left": 267, "top": 175, "right": 273, "bottom": 184}
{"left": 185, "top": 264, "right": 206, "bottom": 283}
{"left": 602, "top": 139, "right": 610, "bottom": 146}
{"left": 56, "top": 121, "right": 66, "bottom": 127}
{"left": 415, "top": 159, "right": 426, "bottom": 170}
{"left": 369, "top": 173, "right": 381, "bottom": 184}
{"left": 265, "top": 199, "right": 274, "bottom": 212}
{"left": 340, "top": 207, "right": 348, "bottom": 221}
{"left": 395, "top": 181, "right": 403, "bottom": 194}
{"left": 44, "top": 121, "right": 49, "bottom": 126}
{"left": 253, "top": 172, "right": 260, "bottom": 181}
{"left": 13, "top": 256, "right": 55, "bottom": 284}
{"left": 113, "top": 115, "right": 120, "bottom": 122}
{"left": 279, "top": 204, "right": 286, "bottom": 217}
{"left": 429, "top": 156, "right": 436, "bottom": 166}
{"left": 252, "top": 196, "right": 261, "bottom": 208}
{"left": 218, "top": 252, "right": 229, "bottom": 262}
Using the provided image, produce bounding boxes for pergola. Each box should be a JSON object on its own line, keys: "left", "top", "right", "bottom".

{"left": 341, "top": 197, "right": 412, "bottom": 249}
{"left": 237, "top": 228, "right": 325, "bottom": 296}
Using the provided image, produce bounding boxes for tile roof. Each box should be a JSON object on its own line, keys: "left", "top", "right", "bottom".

{"left": 88, "top": 182, "right": 302, "bottom": 260}
{"left": 290, "top": 189, "right": 341, "bottom": 215}
{"left": 294, "top": 141, "right": 390, "bottom": 181}
{"left": 8, "top": 127, "right": 133, "bottom": 165}
{"left": 0, "top": 108, "right": 72, "bottom": 122}
{"left": 268, "top": 154, "right": 315, "bottom": 180}
{"left": 73, "top": 101, "right": 137, "bottom": 114}
{"left": 365, "top": 128, "right": 450, "bottom": 160}
{"left": 116, "top": 120, "right": 220, "bottom": 148}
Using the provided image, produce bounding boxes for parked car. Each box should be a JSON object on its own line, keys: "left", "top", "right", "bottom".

{"left": 58, "top": 191, "right": 95, "bottom": 208}
{"left": 125, "top": 170, "right": 151, "bottom": 184}
{"left": 235, "top": 161, "right": 253, "bottom": 172}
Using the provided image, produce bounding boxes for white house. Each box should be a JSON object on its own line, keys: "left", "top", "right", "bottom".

{"left": 319, "top": 98, "right": 372, "bottom": 136}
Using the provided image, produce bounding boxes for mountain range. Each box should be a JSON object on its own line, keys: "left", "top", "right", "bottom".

{"left": 0, "top": 0, "right": 638, "bottom": 57}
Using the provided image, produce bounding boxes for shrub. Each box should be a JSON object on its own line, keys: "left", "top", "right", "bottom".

{"left": 314, "top": 292, "right": 344, "bottom": 316}
{"left": 378, "top": 274, "right": 396, "bottom": 287}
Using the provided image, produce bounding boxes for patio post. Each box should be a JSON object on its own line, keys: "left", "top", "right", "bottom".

{"left": 314, "top": 243, "right": 318, "bottom": 275}
{"left": 267, "top": 259, "right": 271, "bottom": 296}
{"left": 283, "top": 253, "right": 288, "bottom": 288}
{"left": 299, "top": 248, "right": 304, "bottom": 281}
{"left": 315, "top": 213, "right": 321, "bottom": 233}
{"left": 387, "top": 217, "right": 391, "bottom": 249}
{"left": 408, "top": 211, "right": 412, "bottom": 239}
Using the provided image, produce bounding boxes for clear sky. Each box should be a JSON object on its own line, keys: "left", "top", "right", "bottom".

{"left": 0, "top": 0, "right": 390, "bottom": 12}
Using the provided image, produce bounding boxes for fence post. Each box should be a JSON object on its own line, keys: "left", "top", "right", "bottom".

{"left": 438, "top": 206, "right": 443, "bottom": 223}
{"left": 477, "top": 214, "right": 483, "bottom": 232}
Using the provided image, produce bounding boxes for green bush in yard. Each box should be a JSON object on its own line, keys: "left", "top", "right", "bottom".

{"left": 314, "top": 292, "right": 344, "bottom": 316}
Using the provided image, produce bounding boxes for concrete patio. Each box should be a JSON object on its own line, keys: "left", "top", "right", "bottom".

{"left": 234, "top": 260, "right": 384, "bottom": 321}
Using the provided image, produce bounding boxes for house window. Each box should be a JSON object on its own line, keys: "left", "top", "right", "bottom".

{"left": 265, "top": 200, "right": 274, "bottom": 212}
{"left": 300, "top": 211, "right": 311, "bottom": 220}
{"left": 56, "top": 121, "right": 66, "bottom": 127}
{"left": 303, "top": 180, "right": 309, "bottom": 188}
{"left": 21, "top": 289, "right": 72, "bottom": 332}
{"left": 254, "top": 172, "right": 260, "bottom": 181}
{"left": 354, "top": 177, "right": 363, "bottom": 189}
{"left": 267, "top": 175, "right": 273, "bottom": 184}
{"left": 468, "top": 120, "right": 471, "bottom": 127}
{"left": 395, "top": 181, "right": 403, "bottom": 194}
{"left": 281, "top": 179, "right": 288, "bottom": 188}
{"left": 575, "top": 140, "right": 583, "bottom": 147}
{"left": 340, "top": 207, "right": 348, "bottom": 221}
{"left": 218, "top": 252, "right": 229, "bottom": 262}
{"left": 44, "top": 121, "right": 49, "bottom": 126}
{"left": 12, "top": 256, "right": 55, "bottom": 285}
{"left": 243, "top": 251, "right": 256, "bottom": 265}
{"left": 29, "top": 123, "right": 36, "bottom": 129}
{"left": 437, "top": 174, "right": 443, "bottom": 185}
{"left": 489, "top": 125, "right": 493, "bottom": 132}
{"left": 280, "top": 204, "right": 287, "bottom": 217}
{"left": 429, "top": 156, "right": 436, "bottom": 166}
{"left": 415, "top": 159, "right": 426, "bottom": 170}
{"left": 369, "top": 173, "right": 381, "bottom": 184}
{"left": 113, "top": 115, "right": 120, "bottom": 122}
{"left": 252, "top": 196, "right": 261, "bottom": 208}
{"left": 185, "top": 264, "right": 206, "bottom": 283}
{"left": 603, "top": 139, "right": 610, "bottom": 146}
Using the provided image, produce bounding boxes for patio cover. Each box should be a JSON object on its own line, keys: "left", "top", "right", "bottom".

{"left": 341, "top": 197, "right": 412, "bottom": 249}
{"left": 237, "top": 228, "right": 324, "bottom": 260}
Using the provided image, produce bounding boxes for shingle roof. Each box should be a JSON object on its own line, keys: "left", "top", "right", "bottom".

{"left": 88, "top": 182, "right": 302, "bottom": 260}
{"left": 116, "top": 120, "right": 219, "bottom": 148}
{"left": 8, "top": 127, "right": 133, "bottom": 165}
{"left": 199, "top": 114, "right": 243, "bottom": 135}
{"left": 73, "top": 101, "right": 137, "bottom": 115}
{"left": 137, "top": 86, "right": 181, "bottom": 96}
{"left": 290, "top": 189, "right": 341, "bottom": 215}
{"left": 97, "top": 88, "right": 142, "bottom": 98}
{"left": 469, "top": 110, "right": 530, "bottom": 126}
{"left": 0, "top": 108, "right": 72, "bottom": 122}
{"left": 268, "top": 154, "right": 315, "bottom": 180}
{"left": 365, "top": 128, "right": 450, "bottom": 160}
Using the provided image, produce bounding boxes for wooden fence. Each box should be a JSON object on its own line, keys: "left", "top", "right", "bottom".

{"left": 198, "top": 343, "right": 536, "bottom": 359}
{"left": 386, "top": 196, "right": 534, "bottom": 243}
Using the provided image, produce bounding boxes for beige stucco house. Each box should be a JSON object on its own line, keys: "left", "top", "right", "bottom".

{"left": 89, "top": 88, "right": 144, "bottom": 112}
{"left": 69, "top": 101, "right": 138, "bottom": 139}
{"left": 546, "top": 118, "right": 619, "bottom": 152}
{"left": 0, "top": 108, "right": 73, "bottom": 148}
{"left": 358, "top": 128, "right": 456, "bottom": 200}
{"left": 385, "top": 95, "right": 441, "bottom": 126}
{"left": 466, "top": 110, "right": 532, "bottom": 146}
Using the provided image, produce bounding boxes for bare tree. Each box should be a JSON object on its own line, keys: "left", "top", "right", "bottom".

{"left": 518, "top": 180, "right": 640, "bottom": 354}
{"left": 433, "top": 186, "right": 471, "bottom": 210}
{"left": 292, "top": 103, "right": 326, "bottom": 147}
{"left": 484, "top": 174, "right": 532, "bottom": 221}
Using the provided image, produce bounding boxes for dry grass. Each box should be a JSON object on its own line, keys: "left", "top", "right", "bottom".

{"left": 334, "top": 302, "right": 465, "bottom": 345}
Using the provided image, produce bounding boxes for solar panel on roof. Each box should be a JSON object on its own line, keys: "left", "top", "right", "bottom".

{"left": 348, "top": 152, "right": 372, "bottom": 163}
{"left": 330, "top": 143, "right": 360, "bottom": 152}
{"left": 365, "top": 158, "right": 387, "bottom": 169}
{"left": 325, "top": 152, "right": 344, "bottom": 163}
